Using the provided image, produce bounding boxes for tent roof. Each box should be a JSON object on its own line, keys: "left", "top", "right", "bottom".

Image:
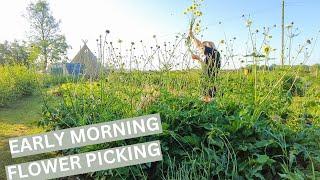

{"left": 72, "top": 44, "right": 97, "bottom": 64}
{"left": 71, "top": 43, "right": 102, "bottom": 77}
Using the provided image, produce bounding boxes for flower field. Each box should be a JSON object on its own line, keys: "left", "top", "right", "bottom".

{"left": 1, "top": 0, "right": 320, "bottom": 179}
{"left": 39, "top": 66, "right": 320, "bottom": 179}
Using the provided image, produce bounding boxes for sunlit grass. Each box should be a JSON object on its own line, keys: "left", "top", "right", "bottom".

{"left": 0, "top": 96, "right": 53, "bottom": 179}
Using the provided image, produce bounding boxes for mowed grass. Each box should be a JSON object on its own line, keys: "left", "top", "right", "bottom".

{"left": 0, "top": 95, "right": 53, "bottom": 179}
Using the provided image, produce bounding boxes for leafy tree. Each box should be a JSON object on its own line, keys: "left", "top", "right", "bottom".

{"left": 26, "top": 0, "right": 69, "bottom": 71}
{"left": 27, "top": 44, "right": 41, "bottom": 68}
{"left": 0, "top": 40, "right": 30, "bottom": 66}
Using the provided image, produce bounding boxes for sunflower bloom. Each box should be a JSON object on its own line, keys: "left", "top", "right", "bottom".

{"left": 263, "top": 45, "right": 271, "bottom": 56}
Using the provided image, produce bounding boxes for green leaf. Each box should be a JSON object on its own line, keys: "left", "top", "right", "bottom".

{"left": 254, "top": 139, "right": 274, "bottom": 148}
{"left": 256, "top": 154, "right": 275, "bottom": 165}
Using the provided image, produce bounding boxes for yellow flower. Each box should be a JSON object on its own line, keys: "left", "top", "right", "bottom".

{"left": 194, "top": 26, "right": 201, "bottom": 33}
{"left": 246, "top": 20, "right": 252, "bottom": 27}
{"left": 195, "top": 11, "right": 202, "bottom": 16}
{"left": 263, "top": 45, "right": 271, "bottom": 56}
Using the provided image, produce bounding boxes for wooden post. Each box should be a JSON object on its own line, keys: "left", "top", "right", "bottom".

{"left": 281, "top": 0, "right": 285, "bottom": 66}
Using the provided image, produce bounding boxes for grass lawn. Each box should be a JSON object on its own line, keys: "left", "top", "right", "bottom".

{"left": 0, "top": 95, "right": 53, "bottom": 179}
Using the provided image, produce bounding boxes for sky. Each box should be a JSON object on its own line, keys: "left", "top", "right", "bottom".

{"left": 0, "top": 0, "right": 319, "bottom": 68}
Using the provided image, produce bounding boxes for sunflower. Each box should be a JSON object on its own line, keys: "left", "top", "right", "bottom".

{"left": 194, "top": 25, "right": 201, "bottom": 34}
{"left": 195, "top": 11, "right": 202, "bottom": 17}
{"left": 263, "top": 45, "right": 271, "bottom": 56}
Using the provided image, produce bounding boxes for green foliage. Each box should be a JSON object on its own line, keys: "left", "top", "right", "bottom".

{"left": 26, "top": 0, "right": 69, "bottom": 71}
{"left": 0, "top": 65, "right": 39, "bottom": 106}
{"left": 39, "top": 68, "right": 320, "bottom": 179}
{"left": 0, "top": 41, "right": 31, "bottom": 66}
{"left": 41, "top": 74, "right": 83, "bottom": 88}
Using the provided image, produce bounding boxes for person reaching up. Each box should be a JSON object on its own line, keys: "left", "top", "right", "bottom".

{"left": 189, "top": 27, "right": 221, "bottom": 102}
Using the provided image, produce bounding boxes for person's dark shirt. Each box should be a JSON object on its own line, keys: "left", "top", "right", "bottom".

{"left": 201, "top": 46, "right": 221, "bottom": 77}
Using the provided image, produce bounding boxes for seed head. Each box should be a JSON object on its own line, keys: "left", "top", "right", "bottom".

{"left": 307, "top": 39, "right": 311, "bottom": 44}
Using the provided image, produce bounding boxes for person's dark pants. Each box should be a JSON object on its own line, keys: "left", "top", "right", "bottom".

{"left": 201, "top": 67, "right": 219, "bottom": 98}
{"left": 201, "top": 50, "right": 220, "bottom": 98}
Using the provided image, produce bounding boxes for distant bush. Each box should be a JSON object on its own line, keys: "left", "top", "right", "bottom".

{"left": 41, "top": 74, "right": 83, "bottom": 88}
{"left": 0, "top": 65, "right": 38, "bottom": 106}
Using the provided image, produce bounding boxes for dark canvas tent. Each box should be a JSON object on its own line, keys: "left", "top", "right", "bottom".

{"left": 71, "top": 43, "right": 103, "bottom": 78}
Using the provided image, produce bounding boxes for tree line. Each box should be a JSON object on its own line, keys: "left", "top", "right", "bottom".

{"left": 0, "top": 0, "right": 69, "bottom": 71}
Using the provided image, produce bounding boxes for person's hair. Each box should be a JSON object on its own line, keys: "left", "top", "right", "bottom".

{"left": 202, "top": 41, "right": 214, "bottom": 48}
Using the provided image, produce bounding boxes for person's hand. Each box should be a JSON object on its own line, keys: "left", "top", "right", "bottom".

{"left": 191, "top": 54, "right": 199, "bottom": 60}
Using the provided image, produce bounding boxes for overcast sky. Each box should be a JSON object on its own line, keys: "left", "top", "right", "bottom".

{"left": 0, "top": 0, "right": 319, "bottom": 67}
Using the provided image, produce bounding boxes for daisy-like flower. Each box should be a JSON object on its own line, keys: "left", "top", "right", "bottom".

{"left": 246, "top": 19, "right": 253, "bottom": 27}
{"left": 220, "top": 40, "right": 225, "bottom": 44}
{"left": 263, "top": 45, "right": 271, "bottom": 56}
{"left": 195, "top": 11, "right": 202, "bottom": 16}
{"left": 190, "top": 5, "right": 195, "bottom": 11}
{"left": 194, "top": 26, "right": 201, "bottom": 33}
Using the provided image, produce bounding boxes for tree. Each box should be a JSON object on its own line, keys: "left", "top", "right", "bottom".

{"left": 0, "top": 40, "right": 30, "bottom": 66}
{"left": 26, "top": 0, "right": 69, "bottom": 71}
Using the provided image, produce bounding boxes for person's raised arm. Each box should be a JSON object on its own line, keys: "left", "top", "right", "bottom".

{"left": 189, "top": 28, "right": 204, "bottom": 52}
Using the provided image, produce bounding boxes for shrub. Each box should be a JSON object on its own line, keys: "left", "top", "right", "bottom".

{"left": 0, "top": 65, "right": 38, "bottom": 106}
